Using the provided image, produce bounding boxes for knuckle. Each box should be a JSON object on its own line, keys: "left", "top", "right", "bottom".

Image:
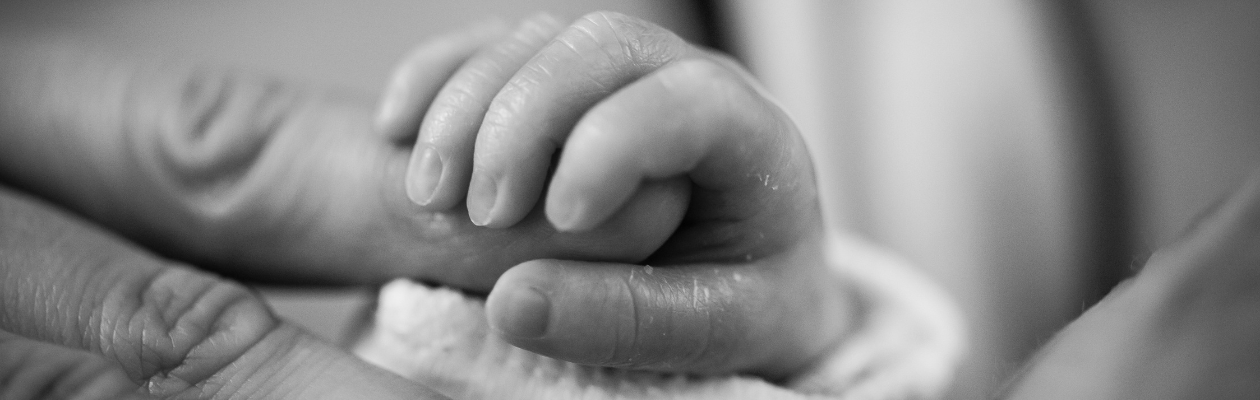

{"left": 164, "top": 69, "right": 299, "bottom": 199}
{"left": 109, "top": 265, "right": 277, "bottom": 396}
{"left": 565, "top": 11, "right": 684, "bottom": 69}
{"left": 146, "top": 69, "right": 311, "bottom": 250}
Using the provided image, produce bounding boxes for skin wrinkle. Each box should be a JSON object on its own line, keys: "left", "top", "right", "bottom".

{"left": 613, "top": 267, "right": 641, "bottom": 368}
{"left": 104, "top": 64, "right": 273, "bottom": 257}
{"left": 159, "top": 76, "right": 291, "bottom": 234}
{"left": 584, "top": 13, "right": 685, "bottom": 87}
{"left": 683, "top": 275, "right": 717, "bottom": 372}
{"left": 170, "top": 72, "right": 292, "bottom": 185}
{"left": 160, "top": 303, "right": 281, "bottom": 398}
{"left": 181, "top": 69, "right": 232, "bottom": 143}
{"left": 131, "top": 265, "right": 188, "bottom": 382}
{"left": 232, "top": 332, "right": 294, "bottom": 400}
{"left": 195, "top": 287, "right": 280, "bottom": 386}
{"left": 583, "top": 11, "right": 676, "bottom": 68}
{"left": 426, "top": 82, "right": 482, "bottom": 135}
{"left": 80, "top": 265, "right": 278, "bottom": 396}
{"left": 161, "top": 284, "right": 251, "bottom": 386}
{"left": 562, "top": 20, "right": 623, "bottom": 76}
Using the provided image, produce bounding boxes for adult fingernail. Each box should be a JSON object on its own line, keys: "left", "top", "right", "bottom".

{"left": 466, "top": 173, "right": 497, "bottom": 226}
{"left": 491, "top": 285, "right": 550, "bottom": 339}
{"left": 406, "top": 147, "right": 443, "bottom": 206}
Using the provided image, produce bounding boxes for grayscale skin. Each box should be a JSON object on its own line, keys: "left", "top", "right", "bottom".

{"left": 1006, "top": 174, "right": 1260, "bottom": 400}
{"left": 0, "top": 10, "right": 852, "bottom": 398}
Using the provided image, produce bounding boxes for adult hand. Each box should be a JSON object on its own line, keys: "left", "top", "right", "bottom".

{"left": 0, "top": 186, "right": 447, "bottom": 399}
{"left": 378, "top": 12, "right": 854, "bottom": 379}
{"left": 1006, "top": 173, "right": 1260, "bottom": 399}
{"left": 0, "top": 31, "right": 684, "bottom": 289}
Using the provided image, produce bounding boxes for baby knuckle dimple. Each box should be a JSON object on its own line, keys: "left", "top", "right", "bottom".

{"left": 111, "top": 265, "right": 277, "bottom": 396}
{"left": 133, "top": 68, "right": 316, "bottom": 253}
{"left": 610, "top": 269, "right": 734, "bottom": 371}
{"left": 159, "top": 69, "right": 301, "bottom": 200}
{"left": 570, "top": 11, "right": 682, "bottom": 67}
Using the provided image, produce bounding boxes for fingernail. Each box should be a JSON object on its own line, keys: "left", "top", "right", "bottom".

{"left": 466, "top": 173, "right": 497, "bottom": 226}
{"left": 547, "top": 188, "right": 585, "bottom": 232}
{"left": 406, "top": 147, "right": 443, "bottom": 206}
{"left": 493, "top": 286, "right": 550, "bottom": 339}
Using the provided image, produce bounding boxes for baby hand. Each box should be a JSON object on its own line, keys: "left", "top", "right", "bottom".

{"left": 378, "top": 12, "right": 854, "bottom": 379}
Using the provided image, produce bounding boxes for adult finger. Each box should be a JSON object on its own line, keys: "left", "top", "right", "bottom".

{"left": 374, "top": 18, "right": 508, "bottom": 142}
{"left": 0, "top": 187, "right": 447, "bottom": 399}
{"left": 465, "top": 11, "right": 706, "bottom": 228}
{"left": 484, "top": 246, "right": 856, "bottom": 379}
{"left": 406, "top": 13, "right": 567, "bottom": 209}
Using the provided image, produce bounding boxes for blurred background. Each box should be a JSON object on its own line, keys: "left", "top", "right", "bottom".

{"left": 5, "top": 1, "right": 1260, "bottom": 398}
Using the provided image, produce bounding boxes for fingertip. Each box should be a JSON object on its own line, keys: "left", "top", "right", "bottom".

{"left": 546, "top": 156, "right": 651, "bottom": 233}
{"left": 544, "top": 183, "right": 589, "bottom": 232}
{"left": 404, "top": 146, "right": 444, "bottom": 207}
{"left": 487, "top": 268, "right": 552, "bottom": 340}
{"left": 466, "top": 172, "right": 498, "bottom": 226}
{"left": 488, "top": 260, "right": 627, "bottom": 366}
{"left": 373, "top": 78, "right": 411, "bottom": 141}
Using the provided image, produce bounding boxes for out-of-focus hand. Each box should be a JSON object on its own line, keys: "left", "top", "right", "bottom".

{"left": 0, "top": 29, "right": 685, "bottom": 289}
{"left": 377, "top": 12, "right": 854, "bottom": 379}
{"left": 0, "top": 186, "right": 448, "bottom": 399}
{"left": 1006, "top": 173, "right": 1260, "bottom": 399}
